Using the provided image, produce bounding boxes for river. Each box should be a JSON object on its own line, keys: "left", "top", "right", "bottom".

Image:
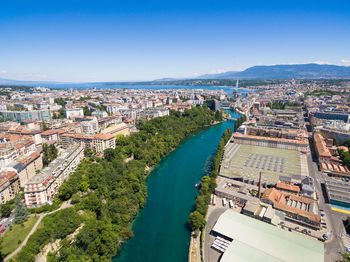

{"left": 114, "top": 110, "right": 240, "bottom": 262}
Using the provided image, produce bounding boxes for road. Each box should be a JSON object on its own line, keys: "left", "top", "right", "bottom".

{"left": 305, "top": 120, "right": 344, "bottom": 262}
{"left": 0, "top": 215, "right": 14, "bottom": 235}
{"left": 203, "top": 205, "right": 227, "bottom": 262}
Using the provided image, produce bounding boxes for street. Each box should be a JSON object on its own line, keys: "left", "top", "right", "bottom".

{"left": 306, "top": 119, "right": 345, "bottom": 262}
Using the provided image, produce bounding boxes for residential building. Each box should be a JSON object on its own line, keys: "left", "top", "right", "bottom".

{"left": 24, "top": 144, "right": 84, "bottom": 208}
{"left": 0, "top": 109, "right": 51, "bottom": 122}
{"left": 0, "top": 134, "right": 36, "bottom": 167}
{"left": 65, "top": 108, "right": 84, "bottom": 119}
{"left": 0, "top": 171, "right": 20, "bottom": 204}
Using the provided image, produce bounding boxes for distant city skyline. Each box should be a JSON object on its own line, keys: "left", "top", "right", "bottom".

{"left": 0, "top": 0, "right": 349, "bottom": 82}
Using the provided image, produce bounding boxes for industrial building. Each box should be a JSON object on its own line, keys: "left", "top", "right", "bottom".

{"left": 232, "top": 133, "right": 309, "bottom": 151}
{"left": 261, "top": 188, "right": 321, "bottom": 229}
{"left": 325, "top": 178, "right": 350, "bottom": 208}
{"left": 211, "top": 210, "right": 324, "bottom": 262}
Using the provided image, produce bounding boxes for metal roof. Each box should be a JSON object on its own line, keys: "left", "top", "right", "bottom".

{"left": 212, "top": 210, "right": 324, "bottom": 262}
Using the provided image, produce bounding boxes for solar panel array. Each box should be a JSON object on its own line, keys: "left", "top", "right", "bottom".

{"left": 280, "top": 157, "right": 285, "bottom": 173}
{"left": 241, "top": 153, "right": 287, "bottom": 173}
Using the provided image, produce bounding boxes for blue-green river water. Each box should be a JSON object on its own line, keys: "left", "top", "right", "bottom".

{"left": 114, "top": 110, "right": 240, "bottom": 262}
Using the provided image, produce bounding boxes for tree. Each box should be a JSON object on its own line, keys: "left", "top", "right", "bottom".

{"left": 342, "top": 252, "right": 350, "bottom": 262}
{"left": 0, "top": 203, "right": 12, "bottom": 217}
{"left": 83, "top": 107, "right": 92, "bottom": 116}
{"left": 344, "top": 139, "right": 350, "bottom": 148}
{"left": 215, "top": 110, "right": 223, "bottom": 121}
{"left": 43, "top": 143, "right": 58, "bottom": 166}
{"left": 188, "top": 211, "right": 206, "bottom": 231}
{"left": 104, "top": 148, "right": 116, "bottom": 162}
{"left": 71, "top": 193, "right": 81, "bottom": 204}
{"left": 13, "top": 195, "right": 28, "bottom": 224}
{"left": 49, "top": 144, "right": 58, "bottom": 160}
{"left": 42, "top": 121, "right": 49, "bottom": 131}
{"left": 84, "top": 149, "right": 95, "bottom": 157}
{"left": 58, "top": 182, "right": 74, "bottom": 201}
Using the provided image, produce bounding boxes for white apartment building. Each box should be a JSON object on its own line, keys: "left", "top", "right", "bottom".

{"left": 81, "top": 118, "right": 99, "bottom": 134}
{"left": 65, "top": 108, "right": 84, "bottom": 119}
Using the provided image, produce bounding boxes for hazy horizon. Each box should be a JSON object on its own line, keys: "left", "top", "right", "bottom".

{"left": 1, "top": 0, "right": 350, "bottom": 82}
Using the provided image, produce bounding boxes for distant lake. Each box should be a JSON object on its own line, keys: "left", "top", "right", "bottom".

{"left": 45, "top": 83, "right": 253, "bottom": 96}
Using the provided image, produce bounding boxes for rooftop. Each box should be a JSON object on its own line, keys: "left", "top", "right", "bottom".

{"left": 213, "top": 210, "right": 324, "bottom": 262}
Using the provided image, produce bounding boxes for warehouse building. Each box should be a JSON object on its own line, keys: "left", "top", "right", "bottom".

{"left": 325, "top": 178, "right": 350, "bottom": 208}
{"left": 211, "top": 210, "right": 324, "bottom": 262}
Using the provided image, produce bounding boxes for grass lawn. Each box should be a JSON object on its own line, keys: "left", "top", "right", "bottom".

{"left": 1, "top": 215, "right": 40, "bottom": 257}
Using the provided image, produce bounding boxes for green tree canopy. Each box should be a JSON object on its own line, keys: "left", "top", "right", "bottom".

{"left": 13, "top": 195, "right": 28, "bottom": 224}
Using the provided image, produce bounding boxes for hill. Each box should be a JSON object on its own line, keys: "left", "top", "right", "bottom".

{"left": 196, "top": 64, "right": 350, "bottom": 79}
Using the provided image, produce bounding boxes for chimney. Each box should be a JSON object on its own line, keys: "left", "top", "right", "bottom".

{"left": 258, "top": 172, "right": 263, "bottom": 199}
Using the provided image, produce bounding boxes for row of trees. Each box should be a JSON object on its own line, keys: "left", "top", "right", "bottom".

{"left": 16, "top": 105, "right": 221, "bottom": 261}
{"left": 234, "top": 114, "right": 247, "bottom": 132}
{"left": 188, "top": 127, "right": 232, "bottom": 232}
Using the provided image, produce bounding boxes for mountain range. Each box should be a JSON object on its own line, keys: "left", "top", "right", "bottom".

{"left": 194, "top": 64, "right": 350, "bottom": 80}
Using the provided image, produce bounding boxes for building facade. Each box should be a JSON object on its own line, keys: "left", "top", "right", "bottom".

{"left": 24, "top": 144, "right": 84, "bottom": 208}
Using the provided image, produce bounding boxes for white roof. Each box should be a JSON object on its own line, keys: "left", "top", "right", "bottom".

{"left": 212, "top": 210, "right": 324, "bottom": 262}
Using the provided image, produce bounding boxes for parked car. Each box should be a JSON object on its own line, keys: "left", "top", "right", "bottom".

{"left": 0, "top": 228, "right": 5, "bottom": 234}
{"left": 301, "top": 229, "right": 307, "bottom": 234}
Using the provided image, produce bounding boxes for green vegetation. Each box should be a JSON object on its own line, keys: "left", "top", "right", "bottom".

{"left": 0, "top": 202, "right": 12, "bottom": 218}
{"left": 1, "top": 215, "right": 39, "bottom": 257}
{"left": 7, "top": 106, "right": 23, "bottom": 111}
{"left": 41, "top": 121, "right": 49, "bottom": 131}
{"left": 54, "top": 98, "right": 67, "bottom": 107}
{"left": 234, "top": 114, "right": 247, "bottom": 131}
{"left": 339, "top": 150, "right": 350, "bottom": 170}
{"left": 342, "top": 252, "right": 350, "bottom": 262}
{"left": 266, "top": 101, "right": 301, "bottom": 110}
{"left": 42, "top": 143, "right": 58, "bottom": 167}
{"left": 83, "top": 107, "right": 92, "bottom": 116}
{"left": 188, "top": 127, "right": 232, "bottom": 231}
{"left": 305, "top": 89, "right": 344, "bottom": 97}
{"left": 15, "top": 208, "right": 83, "bottom": 262}
{"left": 13, "top": 195, "right": 28, "bottom": 224}
{"left": 16, "top": 106, "right": 221, "bottom": 261}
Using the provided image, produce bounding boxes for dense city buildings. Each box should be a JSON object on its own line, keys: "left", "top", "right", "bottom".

{"left": 1, "top": 81, "right": 350, "bottom": 261}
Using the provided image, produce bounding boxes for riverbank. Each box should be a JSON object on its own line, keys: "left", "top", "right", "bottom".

{"left": 114, "top": 110, "right": 240, "bottom": 262}
{"left": 13, "top": 106, "right": 225, "bottom": 262}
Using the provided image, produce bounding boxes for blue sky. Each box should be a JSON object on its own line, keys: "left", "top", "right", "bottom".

{"left": 0, "top": 0, "right": 349, "bottom": 82}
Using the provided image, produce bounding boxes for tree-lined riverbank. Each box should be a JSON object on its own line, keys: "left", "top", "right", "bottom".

{"left": 13, "top": 106, "right": 225, "bottom": 262}
{"left": 114, "top": 110, "right": 240, "bottom": 262}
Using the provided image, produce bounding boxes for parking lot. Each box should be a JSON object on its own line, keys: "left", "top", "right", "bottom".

{"left": 0, "top": 216, "right": 14, "bottom": 235}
